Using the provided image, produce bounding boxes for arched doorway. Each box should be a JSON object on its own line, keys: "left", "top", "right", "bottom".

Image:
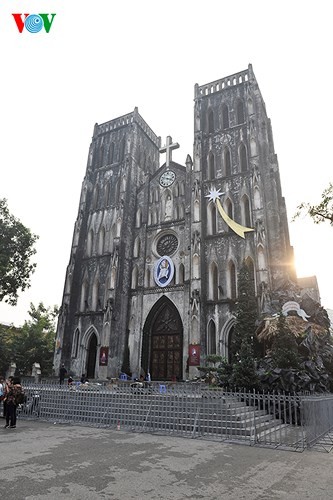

{"left": 142, "top": 297, "right": 183, "bottom": 381}
{"left": 86, "top": 332, "right": 97, "bottom": 378}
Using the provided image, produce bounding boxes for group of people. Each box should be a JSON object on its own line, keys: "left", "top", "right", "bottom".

{"left": 0, "top": 375, "right": 24, "bottom": 429}
{"left": 59, "top": 364, "right": 89, "bottom": 386}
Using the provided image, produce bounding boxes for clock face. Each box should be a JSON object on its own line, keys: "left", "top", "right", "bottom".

{"left": 159, "top": 170, "right": 176, "bottom": 187}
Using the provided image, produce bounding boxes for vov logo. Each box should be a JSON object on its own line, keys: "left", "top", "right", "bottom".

{"left": 12, "top": 14, "right": 56, "bottom": 33}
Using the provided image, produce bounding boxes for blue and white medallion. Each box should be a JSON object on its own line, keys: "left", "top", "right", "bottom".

{"left": 154, "top": 255, "right": 174, "bottom": 288}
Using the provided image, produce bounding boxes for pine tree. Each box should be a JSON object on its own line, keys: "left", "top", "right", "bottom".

{"left": 231, "top": 339, "right": 259, "bottom": 390}
{"left": 230, "top": 263, "right": 258, "bottom": 362}
{"left": 270, "top": 313, "right": 300, "bottom": 369}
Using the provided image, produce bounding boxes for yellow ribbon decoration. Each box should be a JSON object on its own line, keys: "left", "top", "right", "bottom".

{"left": 216, "top": 198, "right": 254, "bottom": 239}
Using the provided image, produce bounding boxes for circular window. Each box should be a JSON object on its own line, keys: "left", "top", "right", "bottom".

{"left": 156, "top": 234, "right": 178, "bottom": 256}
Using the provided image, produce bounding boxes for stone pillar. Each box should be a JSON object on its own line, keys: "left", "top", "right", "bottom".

{"left": 32, "top": 362, "right": 41, "bottom": 382}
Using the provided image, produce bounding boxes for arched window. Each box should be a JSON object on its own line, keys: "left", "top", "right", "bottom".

{"left": 179, "top": 181, "right": 185, "bottom": 196}
{"left": 193, "top": 254, "right": 200, "bottom": 279}
{"left": 208, "top": 151, "right": 215, "bottom": 180}
{"left": 239, "top": 143, "right": 248, "bottom": 172}
{"left": 236, "top": 100, "right": 245, "bottom": 124}
{"left": 222, "top": 104, "right": 229, "bottom": 129}
{"left": 108, "top": 142, "right": 115, "bottom": 164}
{"left": 208, "top": 108, "right": 214, "bottom": 133}
{"left": 174, "top": 182, "right": 179, "bottom": 197}
{"left": 245, "top": 257, "right": 255, "bottom": 288}
{"left": 224, "top": 148, "right": 231, "bottom": 176}
{"left": 207, "top": 202, "right": 217, "bottom": 235}
{"left": 209, "top": 262, "right": 219, "bottom": 300}
{"left": 228, "top": 261, "right": 237, "bottom": 299}
{"left": 207, "top": 320, "right": 216, "bottom": 355}
{"left": 241, "top": 195, "right": 251, "bottom": 227}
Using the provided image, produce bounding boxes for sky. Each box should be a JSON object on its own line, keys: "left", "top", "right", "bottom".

{"left": 0, "top": 0, "right": 332, "bottom": 326}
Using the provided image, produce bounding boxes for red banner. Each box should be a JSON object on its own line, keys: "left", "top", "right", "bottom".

{"left": 188, "top": 344, "right": 200, "bottom": 366}
{"left": 99, "top": 347, "right": 108, "bottom": 366}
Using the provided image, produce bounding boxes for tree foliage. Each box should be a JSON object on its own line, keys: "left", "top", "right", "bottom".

{"left": 230, "top": 263, "right": 258, "bottom": 361}
{"left": 270, "top": 314, "right": 300, "bottom": 369}
{"left": 0, "top": 198, "right": 38, "bottom": 305}
{"left": 293, "top": 182, "right": 333, "bottom": 226}
{"left": 0, "top": 303, "right": 57, "bottom": 376}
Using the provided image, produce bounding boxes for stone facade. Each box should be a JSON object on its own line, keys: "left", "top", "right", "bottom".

{"left": 54, "top": 65, "right": 296, "bottom": 381}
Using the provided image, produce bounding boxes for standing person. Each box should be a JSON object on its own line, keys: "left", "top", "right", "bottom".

{"left": 0, "top": 376, "right": 5, "bottom": 417}
{"left": 4, "top": 376, "right": 23, "bottom": 429}
{"left": 2, "top": 376, "right": 13, "bottom": 420}
{"left": 59, "top": 364, "right": 67, "bottom": 385}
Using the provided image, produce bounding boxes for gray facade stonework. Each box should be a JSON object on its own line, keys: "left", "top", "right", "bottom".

{"left": 54, "top": 65, "right": 296, "bottom": 381}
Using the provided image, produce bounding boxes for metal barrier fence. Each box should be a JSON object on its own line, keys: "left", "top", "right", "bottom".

{"left": 302, "top": 395, "right": 333, "bottom": 452}
{"left": 16, "top": 382, "right": 307, "bottom": 451}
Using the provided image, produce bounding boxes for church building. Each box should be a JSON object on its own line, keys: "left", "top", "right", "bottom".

{"left": 54, "top": 64, "right": 296, "bottom": 381}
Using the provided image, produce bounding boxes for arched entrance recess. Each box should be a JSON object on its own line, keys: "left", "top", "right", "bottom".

{"left": 86, "top": 332, "right": 97, "bottom": 378}
{"left": 142, "top": 296, "right": 183, "bottom": 381}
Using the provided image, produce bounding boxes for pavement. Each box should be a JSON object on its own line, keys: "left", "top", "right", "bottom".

{"left": 1, "top": 419, "right": 333, "bottom": 500}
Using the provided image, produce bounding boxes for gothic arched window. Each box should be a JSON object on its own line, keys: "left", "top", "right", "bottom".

{"left": 208, "top": 151, "right": 215, "bottom": 180}
{"left": 241, "top": 195, "right": 251, "bottom": 227}
{"left": 207, "top": 202, "right": 217, "bottom": 235}
{"left": 224, "top": 148, "right": 231, "bottom": 176}
{"left": 236, "top": 100, "right": 245, "bottom": 124}
{"left": 207, "top": 320, "right": 217, "bottom": 355}
{"left": 209, "top": 262, "right": 219, "bottom": 300}
{"left": 109, "top": 143, "right": 115, "bottom": 164}
{"left": 222, "top": 104, "right": 229, "bottom": 129}
{"left": 228, "top": 261, "right": 237, "bottom": 299}
{"left": 208, "top": 108, "right": 214, "bottom": 133}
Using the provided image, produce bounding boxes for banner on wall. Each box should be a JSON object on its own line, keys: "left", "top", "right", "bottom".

{"left": 99, "top": 347, "right": 108, "bottom": 366}
{"left": 188, "top": 344, "right": 200, "bottom": 366}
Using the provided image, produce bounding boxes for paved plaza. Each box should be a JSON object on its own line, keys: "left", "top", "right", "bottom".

{"left": 1, "top": 420, "right": 333, "bottom": 499}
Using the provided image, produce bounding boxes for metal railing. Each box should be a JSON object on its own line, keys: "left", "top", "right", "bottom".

{"left": 302, "top": 394, "right": 333, "bottom": 452}
{"left": 15, "top": 382, "right": 309, "bottom": 452}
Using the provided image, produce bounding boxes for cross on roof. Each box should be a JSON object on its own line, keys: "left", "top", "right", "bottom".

{"left": 159, "top": 136, "right": 180, "bottom": 168}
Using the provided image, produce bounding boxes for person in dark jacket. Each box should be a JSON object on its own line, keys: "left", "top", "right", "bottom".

{"left": 4, "top": 376, "right": 22, "bottom": 429}
{"left": 59, "top": 364, "right": 67, "bottom": 385}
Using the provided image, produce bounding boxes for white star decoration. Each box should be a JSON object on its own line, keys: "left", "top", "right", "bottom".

{"left": 205, "top": 188, "right": 225, "bottom": 202}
